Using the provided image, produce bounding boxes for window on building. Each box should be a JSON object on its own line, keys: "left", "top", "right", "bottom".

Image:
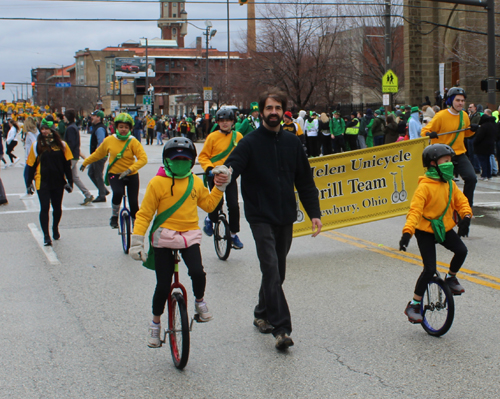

{"left": 173, "top": 2, "right": 177, "bottom": 6}
{"left": 173, "top": 14, "right": 176, "bottom": 17}
{"left": 171, "top": 61, "right": 175, "bottom": 68}
{"left": 173, "top": 28, "right": 177, "bottom": 35}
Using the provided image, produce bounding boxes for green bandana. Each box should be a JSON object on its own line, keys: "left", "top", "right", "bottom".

{"left": 425, "top": 162, "right": 454, "bottom": 182}
{"left": 163, "top": 159, "right": 192, "bottom": 179}
{"left": 116, "top": 131, "right": 131, "bottom": 141}
{"left": 41, "top": 118, "right": 54, "bottom": 128}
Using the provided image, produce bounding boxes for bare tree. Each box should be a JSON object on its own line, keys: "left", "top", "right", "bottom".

{"left": 246, "top": 0, "right": 346, "bottom": 110}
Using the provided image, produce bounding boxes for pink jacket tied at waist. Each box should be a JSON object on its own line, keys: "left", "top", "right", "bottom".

{"left": 152, "top": 228, "right": 202, "bottom": 249}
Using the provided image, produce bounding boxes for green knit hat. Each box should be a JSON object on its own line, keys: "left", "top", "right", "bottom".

{"left": 250, "top": 102, "right": 259, "bottom": 112}
{"left": 411, "top": 106, "right": 420, "bottom": 113}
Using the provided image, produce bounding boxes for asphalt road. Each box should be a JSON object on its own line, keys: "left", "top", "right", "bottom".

{"left": 1, "top": 135, "right": 499, "bottom": 398}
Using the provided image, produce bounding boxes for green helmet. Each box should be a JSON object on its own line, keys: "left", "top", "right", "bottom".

{"left": 114, "top": 112, "right": 134, "bottom": 128}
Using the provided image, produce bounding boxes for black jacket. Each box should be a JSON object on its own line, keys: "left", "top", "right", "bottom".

{"left": 64, "top": 122, "right": 80, "bottom": 161}
{"left": 225, "top": 125, "right": 321, "bottom": 226}
{"left": 474, "top": 114, "right": 497, "bottom": 156}
{"left": 90, "top": 122, "right": 107, "bottom": 154}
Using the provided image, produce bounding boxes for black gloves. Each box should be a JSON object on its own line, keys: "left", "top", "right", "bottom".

{"left": 399, "top": 233, "right": 411, "bottom": 251}
{"left": 206, "top": 166, "right": 214, "bottom": 177}
{"left": 470, "top": 124, "right": 479, "bottom": 132}
{"left": 458, "top": 217, "right": 471, "bottom": 237}
{"left": 427, "top": 131, "right": 438, "bottom": 139}
{"left": 27, "top": 184, "right": 35, "bottom": 195}
{"left": 64, "top": 183, "right": 73, "bottom": 193}
{"left": 80, "top": 164, "right": 86, "bottom": 172}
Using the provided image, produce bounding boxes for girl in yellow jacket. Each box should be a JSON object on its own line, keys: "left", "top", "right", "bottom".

{"left": 129, "top": 137, "right": 231, "bottom": 348}
{"left": 80, "top": 113, "right": 147, "bottom": 228}
{"left": 399, "top": 144, "right": 472, "bottom": 324}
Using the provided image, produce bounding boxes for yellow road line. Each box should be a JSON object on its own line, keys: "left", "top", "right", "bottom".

{"left": 322, "top": 231, "right": 500, "bottom": 292}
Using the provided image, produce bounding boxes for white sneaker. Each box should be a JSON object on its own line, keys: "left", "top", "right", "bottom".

{"left": 148, "top": 322, "right": 162, "bottom": 348}
{"left": 20, "top": 194, "right": 34, "bottom": 200}
{"left": 13, "top": 158, "right": 20, "bottom": 166}
{"left": 195, "top": 300, "right": 213, "bottom": 322}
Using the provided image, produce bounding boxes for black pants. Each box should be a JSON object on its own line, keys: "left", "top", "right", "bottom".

{"left": 37, "top": 187, "right": 64, "bottom": 239}
{"left": 147, "top": 128, "right": 154, "bottom": 145}
{"left": 332, "top": 135, "right": 345, "bottom": 153}
{"left": 320, "top": 133, "right": 333, "bottom": 156}
{"left": 88, "top": 157, "right": 107, "bottom": 197}
{"left": 108, "top": 172, "right": 139, "bottom": 218}
{"left": 152, "top": 245, "right": 206, "bottom": 316}
{"left": 250, "top": 223, "right": 293, "bottom": 337}
{"left": 453, "top": 153, "right": 477, "bottom": 207}
{"left": 6, "top": 141, "right": 18, "bottom": 162}
{"left": 345, "top": 134, "right": 359, "bottom": 151}
{"left": 414, "top": 229, "right": 468, "bottom": 297}
{"left": 207, "top": 175, "right": 240, "bottom": 233}
{"left": 307, "top": 135, "right": 320, "bottom": 157}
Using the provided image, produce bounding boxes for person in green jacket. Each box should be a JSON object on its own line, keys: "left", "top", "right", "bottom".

{"left": 237, "top": 102, "right": 260, "bottom": 136}
{"left": 372, "top": 109, "right": 386, "bottom": 146}
{"left": 329, "top": 111, "right": 345, "bottom": 153}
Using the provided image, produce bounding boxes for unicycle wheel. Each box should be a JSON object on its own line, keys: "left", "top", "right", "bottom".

{"left": 120, "top": 212, "right": 131, "bottom": 254}
{"left": 214, "top": 215, "right": 231, "bottom": 261}
{"left": 421, "top": 276, "right": 455, "bottom": 337}
{"left": 168, "top": 292, "right": 190, "bottom": 369}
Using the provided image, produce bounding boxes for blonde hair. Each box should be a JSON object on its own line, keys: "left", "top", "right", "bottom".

{"left": 23, "top": 116, "right": 37, "bottom": 134}
{"left": 320, "top": 112, "right": 329, "bottom": 123}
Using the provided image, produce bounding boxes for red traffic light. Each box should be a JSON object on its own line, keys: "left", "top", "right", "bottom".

{"left": 1, "top": 82, "right": 5, "bottom": 90}
{"left": 31, "top": 82, "right": 35, "bottom": 87}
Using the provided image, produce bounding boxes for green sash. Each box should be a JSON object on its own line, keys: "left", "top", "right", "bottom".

{"left": 449, "top": 111, "right": 463, "bottom": 148}
{"left": 423, "top": 180, "right": 452, "bottom": 244}
{"left": 142, "top": 174, "right": 194, "bottom": 270}
{"left": 104, "top": 137, "right": 132, "bottom": 186}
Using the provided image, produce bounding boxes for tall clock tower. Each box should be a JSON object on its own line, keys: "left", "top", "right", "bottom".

{"left": 158, "top": 0, "right": 188, "bottom": 48}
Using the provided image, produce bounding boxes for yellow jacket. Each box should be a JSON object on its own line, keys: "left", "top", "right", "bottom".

{"left": 198, "top": 130, "right": 243, "bottom": 171}
{"left": 147, "top": 118, "right": 156, "bottom": 129}
{"left": 403, "top": 176, "right": 472, "bottom": 235}
{"left": 133, "top": 172, "right": 224, "bottom": 235}
{"left": 83, "top": 135, "right": 147, "bottom": 175}
{"left": 27, "top": 142, "right": 73, "bottom": 190}
{"left": 421, "top": 109, "right": 474, "bottom": 155}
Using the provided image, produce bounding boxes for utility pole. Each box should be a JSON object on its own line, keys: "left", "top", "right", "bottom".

{"left": 145, "top": 38, "right": 149, "bottom": 111}
{"left": 385, "top": 0, "right": 392, "bottom": 111}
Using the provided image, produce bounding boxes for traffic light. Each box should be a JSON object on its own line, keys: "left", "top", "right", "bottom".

{"left": 1, "top": 82, "right": 4, "bottom": 90}
{"left": 115, "top": 80, "right": 119, "bottom": 88}
{"left": 497, "top": 79, "right": 500, "bottom": 92}
{"left": 110, "top": 82, "right": 114, "bottom": 90}
{"left": 239, "top": 0, "right": 248, "bottom": 5}
{"left": 480, "top": 79, "right": 488, "bottom": 92}
{"left": 31, "top": 82, "right": 35, "bottom": 88}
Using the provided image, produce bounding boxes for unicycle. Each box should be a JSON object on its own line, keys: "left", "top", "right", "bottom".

{"left": 119, "top": 193, "right": 131, "bottom": 254}
{"left": 163, "top": 251, "right": 191, "bottom": 369}
{"left": 214, "top": 210, "right": 231, "bottom": 261}
{"left": 420, "top": 271, "right": 455, "bottom": 336}
{"left": 398, "top": 165, "right": 407, "bottom": 202}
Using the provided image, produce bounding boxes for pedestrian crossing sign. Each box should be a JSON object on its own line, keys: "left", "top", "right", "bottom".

{"left": 382, "top": 70, "right": 398, "bottom": 93}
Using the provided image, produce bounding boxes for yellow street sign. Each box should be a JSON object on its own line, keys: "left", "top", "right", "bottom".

{"left": 382, "top": 69, "right": 398, "bottom": 93}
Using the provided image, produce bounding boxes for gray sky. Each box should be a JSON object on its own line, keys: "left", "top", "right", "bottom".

{"left": 0, "top": 0, "right": 248, "bottom": 103}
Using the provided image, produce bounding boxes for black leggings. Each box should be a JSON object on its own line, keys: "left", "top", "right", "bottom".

{"left": 37, "top": 187, "right": 64, "bottom": 238}
{"left": 414, "top": 229, "right": 468, "bottom": 297}
{"left": 207, "top": 175, "right": 240, "bottom": 233}
{"left": 6, "top": 141, "right": 18, "bottom": 162}
{"left": 108, "top": 173, "right": 139, "bottom": 218}
{"left": 152, "top": 245, "right": 206, "bottom": 316}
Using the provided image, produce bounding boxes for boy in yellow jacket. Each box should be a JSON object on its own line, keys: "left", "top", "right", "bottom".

{"left": 129, "top": 137, "right": 231, "bottom": 348}
{"left": 198, "top": 106, "right": 244, "bottom": 249}
{"left": 399, "top": 144, "right": 472, "bottom": 324}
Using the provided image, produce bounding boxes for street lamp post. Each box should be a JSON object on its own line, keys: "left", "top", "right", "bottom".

{"left": 95, "top": 60, "right": 101, "bottom": 100}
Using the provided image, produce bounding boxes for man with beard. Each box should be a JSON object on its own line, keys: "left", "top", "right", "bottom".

{"left": 225, "top": 88, "right": 322, "bottom": 351}
{"left": 198, "top": 106, "right": 244, "bottom": 249}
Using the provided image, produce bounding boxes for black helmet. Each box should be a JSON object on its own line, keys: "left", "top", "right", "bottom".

{"left": 162, "top": 137, "right": 197, "bottom": 168}
{"left": 422, "top": 144, "right": 455, "bottom": 167}
{"left": 215, "top": 106, "right": 235, "bottom": 121}
{"left": 447, "top": 87, "right": 466, "bottom": 99}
